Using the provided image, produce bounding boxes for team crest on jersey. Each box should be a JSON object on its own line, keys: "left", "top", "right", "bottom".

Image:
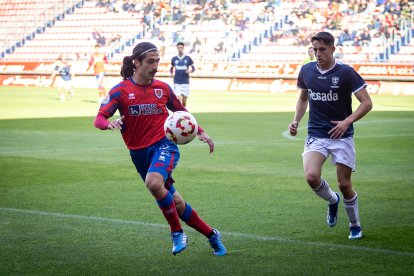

{"left": 128, "top": 93, "right": 135, "bottom": 100}
{"left": 102, "top": 95, "right": 110, "bottom": 105}
{"left": 332, "top": 77, "right": 339, "bottom": 86}
{"left": 154, "top": 89, "right": 163, "bottom": 98}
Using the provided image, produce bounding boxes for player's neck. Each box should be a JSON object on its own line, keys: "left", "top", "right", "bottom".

{"left": 317, "top": 59, "right": 336, "bottom": 72}
{"left": 132, "top": 75, "right": 152, "bottom": 86}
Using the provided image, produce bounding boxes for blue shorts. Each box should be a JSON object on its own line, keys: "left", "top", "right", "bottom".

{"left": 130, "top": 137, "right": 180, "bottom": 193}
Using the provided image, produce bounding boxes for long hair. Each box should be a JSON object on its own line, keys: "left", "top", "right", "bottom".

{"left": 120, "top": 42, "right": 158, "bottom": 80}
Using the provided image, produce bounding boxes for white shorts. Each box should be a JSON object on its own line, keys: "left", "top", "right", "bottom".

{"left": 96, "top": 72, "right": 105, "bottom": 86}
{"left": 57, "top": 78, "right": 73, "bottom": 91}
{"left": 302, "top": 136, "right": 356, "bottom": 171}
{"left": 174, "top": 84, "right": 190, "bottom": 97}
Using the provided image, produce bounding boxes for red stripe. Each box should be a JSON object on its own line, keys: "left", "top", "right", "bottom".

{"left": 167, "top": 151, "right": 175, "bottom": 173}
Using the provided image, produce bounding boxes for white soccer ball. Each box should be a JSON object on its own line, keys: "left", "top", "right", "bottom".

{"left": 164, "top": 111, "right": 198, "bottom": 145}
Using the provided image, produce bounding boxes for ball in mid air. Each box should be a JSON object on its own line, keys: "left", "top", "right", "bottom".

{"left": 164, "top": 111, "right": 198, "bottom": 145}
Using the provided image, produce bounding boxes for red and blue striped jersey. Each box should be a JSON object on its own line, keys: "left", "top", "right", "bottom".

{"left": 98, "top": 77, "right": 187, "bottom": 150}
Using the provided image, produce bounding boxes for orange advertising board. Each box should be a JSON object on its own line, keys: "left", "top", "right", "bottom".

{"left": 0, "top": 61, "right": 413, "bottom": 95}
{"left": 1, "top": 61, "right": 413, "bottom": 77}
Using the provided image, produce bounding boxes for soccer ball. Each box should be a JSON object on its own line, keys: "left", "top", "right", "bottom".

{"left": 164, "top": 111, "right": 198, "bottom": 145}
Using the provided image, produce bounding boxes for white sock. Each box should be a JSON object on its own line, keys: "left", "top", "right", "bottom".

{"left": 60, "top": 94, "right": 66, "bottom": 101}
{"left": 343, "top": 193, "right": 360, "bottom": 227}
{"left": 313, "top": 179, "right": 338, "bottom": 204}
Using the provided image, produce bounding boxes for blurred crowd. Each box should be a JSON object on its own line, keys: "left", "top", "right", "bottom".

{"left": 90, "top": 0, "right": 413, "bottom": 61}
{"left": 270, "top": 0, "right": 413, "bottom": 48}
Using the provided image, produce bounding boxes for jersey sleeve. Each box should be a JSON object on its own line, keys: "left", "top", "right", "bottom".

{"left": 297, "top": 67, "right": 306, "bottom": 90}
{"left": 189, "top": 56, "right": 194, "bottom": 66}
{"left": 98, "top": 84, "right": 123, "bottom": 118}
{"left": 88, "top": 57, "right": 94, "bottom": 66}
{"left": 94, "top": 112, "right": 110, "bottom": 129}
{"left": 347, "top": 67, "right": 367, "bottom": 94}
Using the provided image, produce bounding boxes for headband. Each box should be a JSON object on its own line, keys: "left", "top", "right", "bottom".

{"left": 135, "top": 47, "right": 158, "bottom": 59}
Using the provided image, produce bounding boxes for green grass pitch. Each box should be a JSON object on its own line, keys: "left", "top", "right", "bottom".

{"left": 0, "top": 86, "right": 413, "bottom": 275}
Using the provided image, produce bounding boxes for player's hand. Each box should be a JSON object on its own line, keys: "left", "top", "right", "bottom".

{"left": 329, "top": 120, "right": 350, "bottom": 139}
{"left": 289, "top": 121, "right": 298, "bottom": 136}
{"left": 198, "top": 132, "right": 214, "bottom": 153}
{"left": 108, "top": 116, "right": 125, "bottom": 131}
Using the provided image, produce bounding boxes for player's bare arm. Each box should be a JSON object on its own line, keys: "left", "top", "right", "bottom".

{"left": 197, "top": 131, "right": 214, "bottom": 153}
{"left": 169, "top": 66, "right": 174, "bottom": 77}
{"left": 289, "top": 88, "right": 308, "bottom": 136}
{"left": 185, "top": 66, "right": 194, "bottom": 74}
{"left": 329, "top": 88, "right": 373, "bottom": 139}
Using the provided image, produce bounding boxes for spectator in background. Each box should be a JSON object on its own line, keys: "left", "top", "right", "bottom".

{"left": 190, "top": 37, "right": 202, "bottom": 54}
{"left": 91, "top": 28, "right": 106, "bottom": 47}
{"left": 338, "top": 29, "right": 354, "bottom": 46}
{"left": 109, "top": 34, "right": 122, "bottom": 47}
{"left": 122, "top": 1, "right": 132, "bottom": 13}
{"left": 172, "top": 31, "right": 184, "bottom": 44}
{"left": 157, "top": 31, "right": 166, "bottom": 58}
{"left": 96, "top": 31, "right": 106, "bottom": 47}
{"left": 359, "top": 29, "right": 371, "bottom": 46}
{"left": 151, "top": 24, "right": 162, "bottom": 39}
{"left": 214, "top": 41, "right": 225, "bottom": 53}
{"left": 91, "top": 28, "right": 100, "bottom": 42}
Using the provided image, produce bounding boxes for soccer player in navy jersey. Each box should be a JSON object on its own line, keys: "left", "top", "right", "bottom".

{"left": 170, "top": 42, "right": 195, "bottom": 107}
{"left": 93, "top": 42, "right": 226, "bottom": 256}
{"left": 288, "top": 32, "right": 373, "bottom": 240}
{"left": 50, "top": 57, "right": 74, "bottom": 102}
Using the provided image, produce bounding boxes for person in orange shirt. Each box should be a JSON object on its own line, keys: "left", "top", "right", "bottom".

{"left": 87, "top": 45, "right": 108, "bottom": 103}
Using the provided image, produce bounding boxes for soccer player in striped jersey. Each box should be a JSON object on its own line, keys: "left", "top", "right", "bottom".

{"left": 170, "top": 42, "right": 195, "bottom": 107}
{"left": 288, "top": 31, "right": 373, "bottom": 240}
{"left": 93, "top": 42, "right": 226, "bottom": 256}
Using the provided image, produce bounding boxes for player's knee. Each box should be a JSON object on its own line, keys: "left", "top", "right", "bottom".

{"left": 305, "top": 172, "right": 320, "bottom": 187}
{"left": 174, "top": 198, "right": 186, "bottom": 214}
{"left": 145, "top": 175, "right": 164, "bottom": 196}
{"left": 338, "top": 180, "right": 352, "bottom": 194}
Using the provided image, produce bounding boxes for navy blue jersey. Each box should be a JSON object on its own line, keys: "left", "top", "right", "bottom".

{"left": 171, "top": 55, "right": 194, "bottom": 84}
{"left": 55, "top": 65, "right": 71, "bottom": 81}
{"left": 297, "top": 61, "right": 367, "bottom": 138}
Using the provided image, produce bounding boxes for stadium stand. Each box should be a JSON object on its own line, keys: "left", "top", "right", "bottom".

{"left": 238, "top": 0, "right": 414, "bottom": 63}
{"left": 0, "top": 0, "right": 84, "bottom": 59}
{"left": 1, "top": 0, "right": 143, "bottom": 61}
{"left": 0, "top": 0, "right": 413, "bottom": 64}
